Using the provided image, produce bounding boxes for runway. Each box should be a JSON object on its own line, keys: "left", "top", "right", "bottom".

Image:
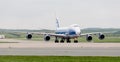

{"left": 0, "top": 39, "right": 120, "bottom": 56}
{"left": 0, "top": 48, "right": 120, "bottom": 56}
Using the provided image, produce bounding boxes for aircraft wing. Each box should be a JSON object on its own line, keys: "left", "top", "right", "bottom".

{"left": 80, "top": 32, "right": 101, "bottom": 36}
{"left": 80, "top": 31, "right": 115, "bottom": 36}
{"left": 28, "top": 32, "right": 67, "bottom": 37}
{"left": 28, "top": 32, "right": 105, "bottom": 37}
{"left": 79, "top": 31, "right": 116, "bottom": 41}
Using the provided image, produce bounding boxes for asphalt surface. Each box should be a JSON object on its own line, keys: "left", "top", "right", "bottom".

{"left": 0, "top": 48, "right": 120, "bottom": 56}
{"left": 0, "top": 39, "right": 120, "bottom": 56}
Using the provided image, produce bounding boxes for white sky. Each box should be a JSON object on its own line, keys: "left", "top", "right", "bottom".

{"left": 0, "top": 0, "right": 120, "bottom": 29}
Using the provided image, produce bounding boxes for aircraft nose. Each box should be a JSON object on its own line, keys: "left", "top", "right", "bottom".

{"left": 76, "top": 31, "right": 80, "bottom": 35}
{"left": 75, "top": 27, "right": 81, "bottom": 35}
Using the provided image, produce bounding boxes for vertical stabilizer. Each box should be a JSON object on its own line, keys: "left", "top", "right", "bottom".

{"left": 56, "top": 18, "right": 60, "bottom": 28}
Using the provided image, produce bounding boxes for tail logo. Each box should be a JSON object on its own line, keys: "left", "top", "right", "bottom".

{"left": 56, "top": 18, "right": 60, "bottom": 28}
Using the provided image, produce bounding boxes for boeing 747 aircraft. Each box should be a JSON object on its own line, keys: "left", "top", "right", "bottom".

{"left": 26, "top": 18, "right": 105, "bottom": 43}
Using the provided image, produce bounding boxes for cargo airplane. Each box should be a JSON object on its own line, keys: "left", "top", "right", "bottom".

{"left": 26, "top": 18, "right": 105, "bottom": 43}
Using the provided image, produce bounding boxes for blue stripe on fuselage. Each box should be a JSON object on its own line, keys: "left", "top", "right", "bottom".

{"left": 68, "top": 29, "right": 76, "bottom": 35}
{"left": 55, "top": 29, "right": 76, "bottom": 35}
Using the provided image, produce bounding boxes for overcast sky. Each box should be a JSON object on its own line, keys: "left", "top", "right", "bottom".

{"left": 0, "top": 0, "right": 120, "bottom": 29}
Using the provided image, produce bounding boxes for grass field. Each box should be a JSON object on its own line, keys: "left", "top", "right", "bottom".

{"left": 0, "top": 42, "right": 19, "bottom": 43}
{"left": 0, "top": 56, "right": 120, "bottom": 62}
{"left": 14, "top": 37, "right": 120, "bottom": 43}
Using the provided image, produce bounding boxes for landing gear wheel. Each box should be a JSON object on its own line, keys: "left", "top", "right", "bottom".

{"left": 60, "top": 40, "right": 64, "bottom": 43}
{"left": 74, "top": 40, "right": 78, "bottom": 43}
{"left": 67, "top": 39, "right": 71, "bottom": 43}
{"left": 55, "top": 40, "right": 59, "bottom": 43}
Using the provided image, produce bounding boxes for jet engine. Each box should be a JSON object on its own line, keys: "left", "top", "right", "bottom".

{"left": 26, "top": 34, "right": 32, "bottom": 39}
{"left": 86, "top": 35, "right": 92, "bottom": 41}
{"left": 99, "top": 33, "right": 105, "bottom": 40}
{"left": 44, "top": 35, "right": 50, "bottom": 41}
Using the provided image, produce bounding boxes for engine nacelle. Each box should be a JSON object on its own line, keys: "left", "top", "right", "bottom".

{"left": 44, "top": 35, "right": 50, "bottom": 41}
{"left": 26, "top": 34, "right": 32, "bottom": 39}
{"left": 99, "top": 34, "right": 105, "bottom": 40}
{"left": 86, "top": 35, "right": 92, "bottom": 41}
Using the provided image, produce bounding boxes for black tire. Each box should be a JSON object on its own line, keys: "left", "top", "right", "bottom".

{"left": 67, "top": 39, "right": 71, "bottom": 43}
{"left": 60, "top": 40, "right": 64, "bottom": 43}
{"left": 74, "top": 40, "right": 78, "bottom": 43}
{"left": 55, "top": 40, "right": 59, "bottom": 43}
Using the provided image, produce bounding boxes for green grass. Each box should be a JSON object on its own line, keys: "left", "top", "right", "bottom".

{"left": 0, "top": 56, "right": 120, "bottom": 62}
{"left": 13, "top": 37, "right": 120, "bottom": 43}
{"left": 0, "top": 42, "right": 19, "bottom": 43}
{"left": 78, "top": 37, "right": 120, "bottom": 43}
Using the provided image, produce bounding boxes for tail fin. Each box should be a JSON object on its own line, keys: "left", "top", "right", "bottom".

{"left": 56, "top": 18, "right": 60, "bottom": 28}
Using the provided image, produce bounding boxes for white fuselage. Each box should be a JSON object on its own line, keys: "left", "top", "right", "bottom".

{"left": 55, "top": 24, "right": 81, "bottom": 38}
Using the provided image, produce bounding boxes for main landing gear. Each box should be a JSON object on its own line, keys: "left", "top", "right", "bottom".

{"left": 55, "top": 37, "right": 59, "bottom": 43}
{"left": 60, "top": 38, "right": 65, "bottom": 43}
{"left": 54, "top": 37, "right": 78, "bottom": 43}
{"left": 74, "top": 38, "right": 78, "bottom": 43}
{"left": 55, "top": 39, "right": 59, "bottom": 43}
{"left": 74, "top": 40, "right": 78, "bottom": 43}
{"left": 66, "top": 38, "right": 71, "bottom": 43}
